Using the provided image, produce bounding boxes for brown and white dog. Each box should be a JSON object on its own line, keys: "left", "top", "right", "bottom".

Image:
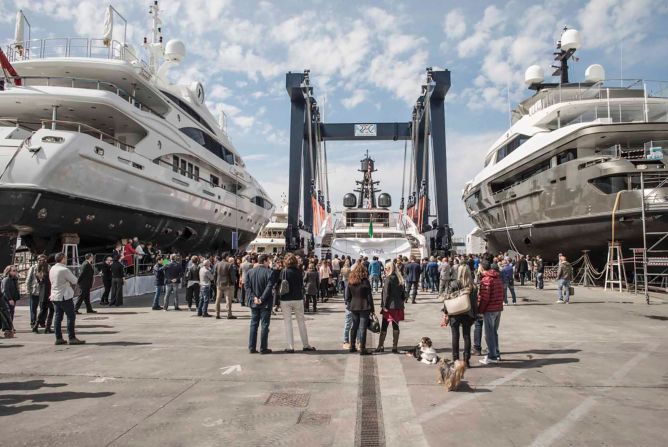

{"left": 437, "top": 358, "right": 466, "bottom": 391}
{"left": 409, "top": 337, "right": 439, "bottom": 364}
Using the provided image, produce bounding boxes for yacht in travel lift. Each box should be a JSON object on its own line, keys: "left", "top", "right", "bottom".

{"left": 315, "top": 154, "right": 428, "bottom": 262}
{"left": 463, "top": 28, "right": 668, "bottom": 263}
{"left": 0, "top": 3, "right": 273, "bottom": 265}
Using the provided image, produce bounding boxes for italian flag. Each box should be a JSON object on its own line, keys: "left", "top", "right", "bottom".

{"left": 368, "top": 220, "right": 374, "bottom": 238}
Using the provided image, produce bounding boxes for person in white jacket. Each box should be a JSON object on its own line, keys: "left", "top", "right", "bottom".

{"left": 49, "top": 252, "right": 85, "bottom": 345}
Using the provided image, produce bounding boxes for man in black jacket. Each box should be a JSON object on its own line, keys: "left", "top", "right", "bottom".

{"left": 163, "top": 255, "right": 183, "bottom": 311}
{"left": 245, "top": 254, "right": 275, "bottom": 354}
{"left": 100, "top": 256, "right": 112, "bottom": 305}
{"left": 75, "top": 253, "right": 97, "bottom": 314}
{"left": 109, "top": 255, "right": 125, "bottom": 307}
{"left": 404, "top": 256, "right": 421, "bottom": 303}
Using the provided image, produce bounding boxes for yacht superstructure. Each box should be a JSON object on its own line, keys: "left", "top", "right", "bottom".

{"left": 463, "top": 28, "right": 668, "bottom": 262}
{"left": 316, "top": 154, "right": 427, "bottom": 261}
{"left": 0, "top": 3, "right": 273, "bottom": 263}
{"left": 248, "top": 200, "right": 289, "bottom": 254}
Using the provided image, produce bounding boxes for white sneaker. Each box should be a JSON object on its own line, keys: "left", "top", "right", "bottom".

{"left": 479, "top": 357, "right": 492, "bottom": 365}
{"left": 490, "top": 357, "right": 500, "bottom": 363}
{"left": 556, "top": 300, "right": 564, "bottom": 304}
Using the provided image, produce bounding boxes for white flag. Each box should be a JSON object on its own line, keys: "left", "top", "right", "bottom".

{"left": 103, "top": 5, "right": 113, "bottom": 47}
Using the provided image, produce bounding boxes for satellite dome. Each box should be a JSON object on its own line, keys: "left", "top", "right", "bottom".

{"left": 343, "top": 193, "right": 357, "bottom": 208}
{"left": 560, "top": 29, "right": 581, "bottom": 52}
{"left": 165, "top": 39, "right": 186, "bottom": 63}
{"left": 524, "top": 65, "right": 544, "bottom": 86}
{"left": 378, "top": 193, "right": 391, "bottom": 208}
{"left": 585, "top": 64, "right": 605, "bottom": 83}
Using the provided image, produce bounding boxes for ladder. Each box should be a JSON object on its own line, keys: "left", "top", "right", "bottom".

{"left": 604, "top": 241, "right": 627, "bottom": 292}
{"left": 62, "top": 233, "right": 81, "bottom": 275}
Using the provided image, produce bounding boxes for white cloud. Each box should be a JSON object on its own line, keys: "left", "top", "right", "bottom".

{"left": 341, "top": 89, "right": 368, "bottom": 109}
{"left": 457, "top": 5, "right": 505, "bottom": 57}
{"left": 443, "top": 9, "right": 466, "bottom": 40}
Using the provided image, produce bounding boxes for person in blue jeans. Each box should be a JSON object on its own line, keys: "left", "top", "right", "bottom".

{"left": 198, "top": 260, "right": 214, "bottom": 317}
{"left": 477, "top": 262, "right": 504, "bottom": 365}
{"left": 163, "top": 255, "right": 183, "bottom": 311}
{"left": 426, "top": 257, "right": 439, "bottom": 292}
{"left": 556, "top": 254, "right": 573, "bottom": 303}
{"left": 245, "top": 254, "right": 275, "bottom": 354}
{"left": 152, "top": 256, "right": 165, "bottom": 310}
{"left": 368, "top": 257, "right": 382, "bottom": 292}
{"left": 500, "top": 260, "right": 517, "bottom": 304}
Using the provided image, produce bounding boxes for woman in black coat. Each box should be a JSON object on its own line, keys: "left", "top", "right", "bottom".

{"left": 344, "top": 261, "right": 374, "bottom": 355}
{"left": 376, "top": 261, "right": 405, "bottom": 353}
{"left": 443, "top": 264, "right": 478, "bottom": 367}
{"left": 279, "top": 254, "right": 316, "bottom": 353}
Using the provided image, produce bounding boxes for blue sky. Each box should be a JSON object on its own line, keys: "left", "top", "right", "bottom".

{"left": 2, "top": 0, "right": 667, "bottom": 236}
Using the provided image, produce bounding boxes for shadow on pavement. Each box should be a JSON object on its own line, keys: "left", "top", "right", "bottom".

{"left": 458, "top": 382, "right": 492, "bottom": 393}
{"left": 77, "top": 331, "right": 120, "bottom": 335}
{"left": 497, "top": 357, "right": 580, "bottom": 369}
{"left": 93, "top": 311, "right": 145, "bottom": 315}
{"left": 0, "top": 380, "right": 67, "bottom": 391}
{"left": 86, "top": 341, "right": 152, "bottom": 347}
{"left": 77, "top": 324, "right": 115, "bottom": 329}
{"left": 503, "top": 349, "right": 581, "bottom": 355}
{"left": 0, "top": 344, "right": 24, "bottom": 348}
{"left": 0, "top": 390, "right": 115, "bottom": 415}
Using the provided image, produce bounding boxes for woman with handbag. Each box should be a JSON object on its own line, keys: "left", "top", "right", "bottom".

{"left": 375, "top": 261, "right": 405, "bottom": 353}
{"left": 345, "top": 261, "right": 374, "bottom": 355}
{"left": 442, "top": 264, "right": 478, "bottom": 367}
{"left": 279, "top": 254, "right": 316, "bottom": 353}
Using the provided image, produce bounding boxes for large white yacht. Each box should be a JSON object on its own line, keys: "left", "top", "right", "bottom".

{"left": 463, "top": 28, "right": 668, "bottom": 263}
{"left": 0, "top": 3, "right": 273, "bottom": 264}
{"left": 315, "top": 154, "right": 427, "bottom": 261}
{"left": 248, "top": 199, "right": 288, "bottom": 254}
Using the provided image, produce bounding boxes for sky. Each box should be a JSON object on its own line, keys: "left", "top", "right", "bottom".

{"left": 2, "top": 0, "right": 668, "bottom": 237}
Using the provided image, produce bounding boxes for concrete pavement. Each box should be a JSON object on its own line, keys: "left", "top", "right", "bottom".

{"left": 1, "top": 283, "right": 667, "bottom": 446}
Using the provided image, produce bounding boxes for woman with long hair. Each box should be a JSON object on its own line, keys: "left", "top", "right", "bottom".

{"left": 303, "top": 262, "right": 319, "bottom": 313}
{"left": 443, "top": 264, "right": 478, "bottom": 367}
{"left": 318, "top": 260, "right": 332, "bottom": 303}
{"left": 344, "top": 261, "right": 374, "bottom": 355}
{"left": 376, "top": 261, "right": 405, "bottom": 353}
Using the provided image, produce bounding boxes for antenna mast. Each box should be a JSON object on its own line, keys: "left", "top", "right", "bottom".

{"left": 144, "top": 1, "right": 163, "bottom": 73}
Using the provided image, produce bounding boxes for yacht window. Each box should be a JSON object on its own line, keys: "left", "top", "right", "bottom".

{"left": 181, "top": 127, "right": 205, "bottom": 146}
{"left": 251, "top": 196, "right": 273, "bottom": 210}
{"left": 173, "top": 155, "right": 180, "bottom": 173}
{"left": 210, "top": 175, "right": 219, "bottom": 186}
{"left": 180, "top": 127, "right": 235, "bottom": 164}
{"left": 194, "top": 166, "right": 200, "bottom": 181}
{"left": 557, "top": 148, "right": 577, "bottom": 165}
{"left": 187, "top": 162, "right": 194, "bottom": 179}
{"left": 180, "top": 159, "right": 187, "bottom": 176}
{"left": 496, "top": 134, "right": 530, "bottom": 163}
{"left": 160, "top": 90, "right": 215, "bottom": 134}
{"left": 590, "top": 175, "right": 628, "bottom": 194}
{"left": 490, "top": 159, "right": 551, "bottom": 193}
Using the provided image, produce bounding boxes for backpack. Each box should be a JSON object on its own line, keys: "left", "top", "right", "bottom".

{"left": 279, "top": 270, "right": 290, "bottom": 296}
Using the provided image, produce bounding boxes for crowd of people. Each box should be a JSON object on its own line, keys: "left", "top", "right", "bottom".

{"left": 1, "top": 241, "right": 575, "bottom": 368}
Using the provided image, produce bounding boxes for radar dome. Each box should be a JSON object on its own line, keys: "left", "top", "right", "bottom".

{"left": 343, "top": 193, "right": 357, "bottom": 208}
{"left": 378, "top": 193, "right": 391, "bottom": 208}
{"left": 560, "top": 29, "right": 581, "bottom": 51}
{"left": 165, "top": 39, "right": 186, "bottom": 63}
{"left": 585, "top": 64, "right": 605, "bottom": 83}
{"left": 524, "top": 65, "right": 544, "bottom": 86}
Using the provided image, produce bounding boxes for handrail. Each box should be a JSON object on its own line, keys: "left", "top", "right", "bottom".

{"left": 41, "top": 119, "right": 135, "bottom": 152}
{"left": 8, "top": 75, "right": 163, "bottom": 118}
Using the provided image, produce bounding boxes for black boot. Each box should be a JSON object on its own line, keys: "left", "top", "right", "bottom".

{"left": 375, "top": 331, "right": 387, "bottom": 352}
{"left": 392, "top": 330, "right": 400, "bottom": 353}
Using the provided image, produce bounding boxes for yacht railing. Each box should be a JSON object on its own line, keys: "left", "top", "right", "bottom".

{"left": 519, "top": 79, "right": 668, "bottom": 123}
{"left": 7, "top": 75, "right": 163, "bottom": 118}
{"left": 6, "top": 38, "right": 150, "bottom": 73}
{"left": 41, "top": 119, "right": 135, "bottom": 152}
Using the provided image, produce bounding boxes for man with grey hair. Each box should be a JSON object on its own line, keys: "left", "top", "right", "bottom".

{"left": 49, "top": 252, "right": 85, "bottom": 345}
{"left": 198, "top": 259, "right": 214, "bottom": 317}
{"left": 215, "top": 254, "right": 238, "bottom": 320}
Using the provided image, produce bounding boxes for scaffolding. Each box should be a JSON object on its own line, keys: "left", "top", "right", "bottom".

{"left": 634, "top": 161, "right": 668, "bottom": 304}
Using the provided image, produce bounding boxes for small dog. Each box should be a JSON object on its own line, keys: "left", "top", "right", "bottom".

{"left": 410, "top": 337, "right": 439, "bottom": 364}
{"left": 437, "top": 358, "right": 466, "bottom": 391}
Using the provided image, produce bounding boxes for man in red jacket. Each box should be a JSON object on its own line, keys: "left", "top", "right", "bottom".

{"left": 477, "top": 261, "right": 504, "bottom": 365}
